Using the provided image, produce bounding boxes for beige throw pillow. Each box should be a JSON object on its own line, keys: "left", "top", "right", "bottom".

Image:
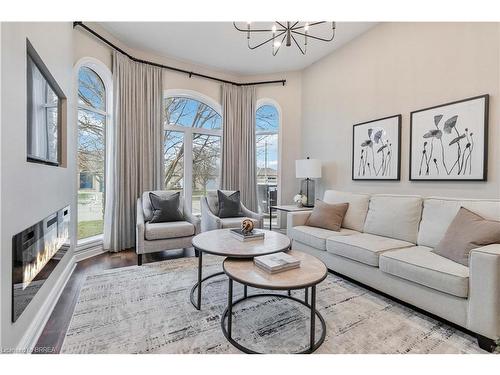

{"left": 306, "top": 200, "right": 349, "bottom": 232}
{"left": 433, "top": 207, "right": 500, "bottom": 266}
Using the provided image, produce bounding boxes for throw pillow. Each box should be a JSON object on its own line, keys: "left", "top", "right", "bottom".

{"left": 306, "top": 200, "right": 349, "bottom": 232}
{"left": 433, "top": 207, "right": 500, "bottom": 266}
{"left": 149, "top": 192, "right": 184, "bottom": 223}
{"left": 217, "top": 190, "right": 242, "bottom": 218}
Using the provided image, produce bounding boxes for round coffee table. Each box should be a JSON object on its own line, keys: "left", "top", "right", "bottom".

{"left": 221, "top": 250, "right": 327, "bottom": 354}
{"left": 190, "top": 229, "right": 291, "bottom": 310}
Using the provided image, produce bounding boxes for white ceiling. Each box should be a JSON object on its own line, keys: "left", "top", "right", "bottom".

{"left": 98, "top": 22, "right": 377, "bottom": 76}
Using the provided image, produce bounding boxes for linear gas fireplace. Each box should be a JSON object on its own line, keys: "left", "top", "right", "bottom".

{"left": 12, "top": 206, "right": 70, "bottom": 322}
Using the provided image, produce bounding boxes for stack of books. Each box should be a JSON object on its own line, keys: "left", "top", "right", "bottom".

{"left": 254, "top": 252, "right": 301, "bottom": 274}
{"left": 229, "top": 228, "right": 265, "bottom": 242}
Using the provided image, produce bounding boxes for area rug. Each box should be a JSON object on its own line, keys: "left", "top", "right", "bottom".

{"left": 61, "top": 255, "right": 485, "bottom": 354}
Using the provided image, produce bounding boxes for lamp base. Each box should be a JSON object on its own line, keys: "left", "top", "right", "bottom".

{"left": 300, "top": 179, "right": 316, "bottom": 207}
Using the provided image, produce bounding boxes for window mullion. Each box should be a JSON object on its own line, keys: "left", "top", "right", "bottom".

{"left": 184, "top": 130, "right": 193, "bottom": 214}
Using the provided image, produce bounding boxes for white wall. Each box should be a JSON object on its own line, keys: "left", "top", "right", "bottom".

{"left": 302, "top": 22, "right": 500, "bottom": 199}
{"left": 74, "top": 24, "right": 302, "bottom": 204}
{"left": 0, "top": 22, "right": 76, "bottom": 349}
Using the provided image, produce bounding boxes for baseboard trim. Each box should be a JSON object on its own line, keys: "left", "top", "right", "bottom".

{"left": 17, "top": 257, "right": 76, "bottom": 353}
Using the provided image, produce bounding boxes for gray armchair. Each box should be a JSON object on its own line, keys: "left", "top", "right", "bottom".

{"left": 136, "top": 190, "right": 201, "bottom": 265}
{"left": 200, "top": 190, "right": 263, "bottom": 232}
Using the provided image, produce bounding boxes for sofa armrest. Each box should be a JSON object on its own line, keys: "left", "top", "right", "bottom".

{"left": 240, "top": 203, "right": 264, "bottom": 229}
{"left": 468, "top": 244, "right": 500, "bottom": 340}
{"left": 286, "top": 211, "right": 312, "bottom": 232}
{"left": 136, "top": 198, "right": 146, "bottom": 255}
{"left": 184, "top": 207, "right": 201, "bottom": 235}
{"left": 201, "top": 196, "right": 222, "bottom": 232}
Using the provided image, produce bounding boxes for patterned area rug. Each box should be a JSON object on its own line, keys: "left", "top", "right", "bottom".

{"left": 61, "top": 255, "right": 484, "bottom": 354}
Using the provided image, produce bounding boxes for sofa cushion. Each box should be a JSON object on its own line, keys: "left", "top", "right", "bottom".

{"left": 145, "top": 221, "right": 195, "bottom": 241}
{"left": 323, "top": 190, "right": 370, "bottom": 232}
{"left": 143, "top": 190, "right": 184, "bottom": 222}
{"left": 433, "top": 207, "right": 500, "bottom": 266}
{"left": 418, "top": 197, "right": 500, "bottom": 248}
{"left": 220, "top": 217, "right": 258, "bottom": 229}
{"left": 326, "top": 233, "right": 413, "bottom": 266}
{"left": 379, "top": 246, "right": 469, "bottom": 298}
{"left": 290, "top": 225, "right": 358, "bottom": 251}
{"left": 364, "top": 194, "right": 422, "bottom": 243}
{"left": 306, "top": 200, "right": 349, "bottom": 231}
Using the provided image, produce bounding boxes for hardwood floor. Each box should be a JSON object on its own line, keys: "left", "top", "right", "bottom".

{"left": 33, "top": 248, "right": 195, "bottom": 354}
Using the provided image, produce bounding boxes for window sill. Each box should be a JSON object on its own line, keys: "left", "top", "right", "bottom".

{"left": 77, "top": 234, "right": 103, "bottom": 251}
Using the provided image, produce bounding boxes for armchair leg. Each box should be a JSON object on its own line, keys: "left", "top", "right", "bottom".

{"left": 137, "top": 254, "right": 143, "bottom": 266}
{"left": 476, "top": 334, "right": 496, "bottom": 352}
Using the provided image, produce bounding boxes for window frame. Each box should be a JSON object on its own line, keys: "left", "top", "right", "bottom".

{"left": 74, "top": 57, "right": 113, "bottom": 245}
{"left": 164, "top": 89, "right": 223, "bottom": 214}
{"left": 255, "top": 98, "right": 282, "bottom": 212}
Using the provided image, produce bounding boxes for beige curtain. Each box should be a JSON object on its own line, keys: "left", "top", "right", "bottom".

{"left": 221, "top": 84, "right": 258, "bottom": 211}
{"left": 104, "top": 51, "right": 164, "bottom": 252}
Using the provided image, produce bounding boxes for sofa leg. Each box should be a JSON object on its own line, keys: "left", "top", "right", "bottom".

{"left": 137, "top": 254, "right": 143, "bottom": 266}
{"left": 476, "top": 334, "right": 496, "bottom": 352}
{"left": 194, "top": 249, "right": 199, "bottom": 258}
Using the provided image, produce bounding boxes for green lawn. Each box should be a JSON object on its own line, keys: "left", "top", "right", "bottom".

{"left": 78, "top": 220, "right": 104, "bottom": 240}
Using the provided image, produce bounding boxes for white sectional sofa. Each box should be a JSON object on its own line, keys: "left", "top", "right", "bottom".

{"left": 287, "top": 190, "right": 500, "bottom": 351}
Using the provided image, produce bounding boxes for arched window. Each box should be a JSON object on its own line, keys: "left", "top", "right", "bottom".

{"left": 256, "top": 102, "right": 280, "bottom": 226}
{"left": 76, "top": 59, "right": 112, "bottom": 240}
{"left": 164, "top": 90, "right": 222, "bottom": 214}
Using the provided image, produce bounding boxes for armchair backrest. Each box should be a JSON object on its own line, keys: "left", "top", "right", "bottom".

{"left": 142, "top": 190, "right": 184, "bottom": 222}
{"left": 205, "top": 190, "right": 237, "bottom": 216}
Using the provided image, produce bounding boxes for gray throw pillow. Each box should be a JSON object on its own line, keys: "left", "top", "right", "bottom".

{"left": 433, "top": 207, "right": 500, "bottom": 266}
{"left": 306, "top": 200, "right": 349, "bottom": 232}
{"left": 217, "top": 190, "right": 242, "bottom": 218}
{"left": 149, "top": 192, "right": 184, "bottom": 223}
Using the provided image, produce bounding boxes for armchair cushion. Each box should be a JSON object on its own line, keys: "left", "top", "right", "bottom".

{"left": 149, "top": 192, "right": 184, "bottom": 223}
{"left": 143, "top": 190, "right": 184, "bottom": 221}
{"left": 217, "top": 190, "right": 242, "bottom": 218}
{"left": 145, "top": 221, "right": 195, "bottom": 241}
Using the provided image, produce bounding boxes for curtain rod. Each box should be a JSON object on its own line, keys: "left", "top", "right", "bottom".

{"left": 73, "top": 22, "right": 287, "bottom": 87}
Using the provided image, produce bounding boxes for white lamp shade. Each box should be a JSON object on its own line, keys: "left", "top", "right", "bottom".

{"left": 296, "top": 159, "right": 322, "bottom": 179}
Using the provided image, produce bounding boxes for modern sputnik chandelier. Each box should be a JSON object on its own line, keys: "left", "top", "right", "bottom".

{"left": 233, "top": 21, "right": 336, "bottom": 56}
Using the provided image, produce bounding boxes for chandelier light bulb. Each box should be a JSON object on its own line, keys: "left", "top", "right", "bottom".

{"left": 304, "top": 23, "right": 309, "bottom": 32}
{"left": 271, "top": 25, "right": 277, "bottom": 33}
{"left": 246, "top": 21, "right": 252, "bottom": 25}
{"left": 273, "top": 40, "right": 281, "bottom": 48}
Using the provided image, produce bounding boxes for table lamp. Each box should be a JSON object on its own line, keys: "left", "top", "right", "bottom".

{"left": 295, "top": 157, "right": 322, "bottom": 207}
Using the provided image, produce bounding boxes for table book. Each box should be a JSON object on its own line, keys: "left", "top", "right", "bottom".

{"left": 254, "top": 252, "right": 300, "bottom": 274}
{"left": 229, "top": 228, "right": 265, "bottom": 242}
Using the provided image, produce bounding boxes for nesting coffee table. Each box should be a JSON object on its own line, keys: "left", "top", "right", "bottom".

{"left": 190, "top": 229, "right": 291, "bottom": 310}
{"left": 221, "top": 250, "right": 327, "bottom": 354}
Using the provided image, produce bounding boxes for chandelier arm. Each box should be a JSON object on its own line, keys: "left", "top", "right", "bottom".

{"left": 233, "top": 22, "right": 283, "bottom": 33}
{"left": 290, "top": 21, "right": 299, "bottom": 29}
{"left": 275, "top": 21, "right": 287, "bottom": 29}
{"left": 272, "top": 34, "right": 287, "bottom": 56}
{"left": 248, "top": 31, "right": 287, "bottom": 50}
{"left": 290, "top": 34, "right": 306, "bottom": 55}
{"left": 290, "top": 21, "right": 326, "bottom": 30}
{"left": 291, "top": 30, "right": 335, "bottom": 42}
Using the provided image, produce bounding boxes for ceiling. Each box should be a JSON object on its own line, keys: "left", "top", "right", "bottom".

{"left": 98, "top": 22, "right": 377, "bottom": 76}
